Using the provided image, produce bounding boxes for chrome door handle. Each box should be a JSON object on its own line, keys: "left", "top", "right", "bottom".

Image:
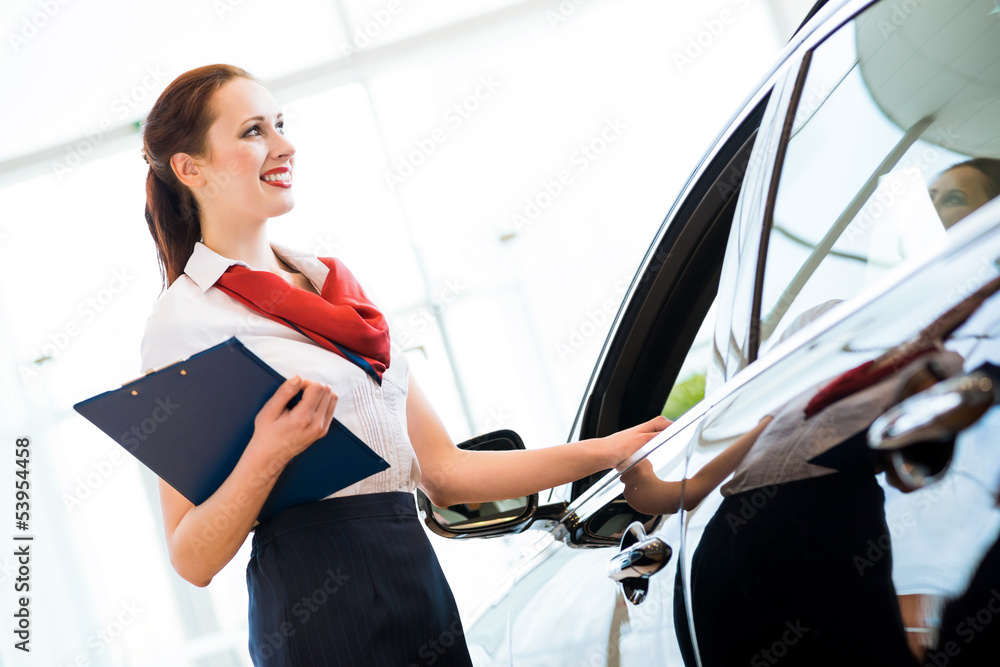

{"left": 869, "top": 368, "right": 997, "bottom": 451}
{"left": 868, "top": 367, "right": 998, "bottom": 490}
{"left": 607, "top": 521, "right": 672, "bottom": 605}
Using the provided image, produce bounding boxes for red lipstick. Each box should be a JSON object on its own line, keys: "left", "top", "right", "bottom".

{"left": 261, "top": 166, "right": 292, "bottom": 188}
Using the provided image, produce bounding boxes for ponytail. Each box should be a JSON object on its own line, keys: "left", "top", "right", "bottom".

{"left": 144, "top": 166, "right": 201, "bottom": 289}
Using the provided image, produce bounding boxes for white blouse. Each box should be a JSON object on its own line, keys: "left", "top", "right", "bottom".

{"left": 138, "top": 240, "right": 421, "bottom": 498}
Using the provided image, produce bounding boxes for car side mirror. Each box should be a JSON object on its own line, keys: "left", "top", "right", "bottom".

{"left": 416, "top": 429, "right": 540, "bottom": 539}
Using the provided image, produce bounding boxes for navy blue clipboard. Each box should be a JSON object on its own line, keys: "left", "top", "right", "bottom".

{"left": 73, "top": 336, "right": 390, "bottom": 523}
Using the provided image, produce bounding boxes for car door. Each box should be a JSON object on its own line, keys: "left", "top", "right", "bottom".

{"left": 679, "top": 0, "right": 1000, "bottom": 664}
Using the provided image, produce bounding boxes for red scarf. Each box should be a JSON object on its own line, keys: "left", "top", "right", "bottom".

{"left": 213, "top": 257, "right": 391, "bottom": 383}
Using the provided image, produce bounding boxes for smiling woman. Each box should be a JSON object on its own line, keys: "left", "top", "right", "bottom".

{"left": 142, "top": 66, "right": 298, "bottom": 289}
{"left": 135, "top": 63, "right": 668, "bottom": 666}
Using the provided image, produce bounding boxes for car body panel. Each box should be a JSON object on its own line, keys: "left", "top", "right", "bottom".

{"left": 461, "top": 0, "right": 1000, "bottom": 663}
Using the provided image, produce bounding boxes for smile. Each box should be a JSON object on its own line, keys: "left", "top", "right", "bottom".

{"left": 260, "top": 167, "right": 292, "bottom": 188}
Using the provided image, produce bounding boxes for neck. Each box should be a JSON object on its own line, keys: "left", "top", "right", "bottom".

{"left": 200, "top": 218, "right": 283, "bottom": 273}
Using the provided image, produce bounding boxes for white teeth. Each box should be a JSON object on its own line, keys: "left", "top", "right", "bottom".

{"left": 262, "top": 172, "right": 291, "bottom": 182}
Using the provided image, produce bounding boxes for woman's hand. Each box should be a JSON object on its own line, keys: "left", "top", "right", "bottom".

{"left": 620, "top": 458, "right": 683, "bottom": 515}
{"left": 621, "top": 458, "right": 657, "bottom": 508}
{"left": 597, "top": 415, "right": 672, "bottom": 469}
{"left": 620, "top": 457, "right": 655, "bottom": 489}
{"left": 159, "top": 374, "right": 338, "bottom": 587}
{"left": 248, "top": 375, "right": 338, "bottom": 473}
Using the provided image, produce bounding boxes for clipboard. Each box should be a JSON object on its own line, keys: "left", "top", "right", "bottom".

{"left": 73, "top": 336, "right": 390, "bottom": 522}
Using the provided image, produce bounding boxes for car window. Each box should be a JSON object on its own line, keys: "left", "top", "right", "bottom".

{"left": 756, "top": 0, "right": 1000, "bottom": 357}
{"left": 662, "top": 296, "right": 718, "bottom": 418}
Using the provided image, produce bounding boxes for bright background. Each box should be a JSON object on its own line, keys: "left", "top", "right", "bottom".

{"left": 0, "top": 0, "right": 813, "bottom": 664}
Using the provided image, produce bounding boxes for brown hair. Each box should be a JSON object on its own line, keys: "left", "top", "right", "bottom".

{"left": 141, "top": 64, "right": 260, "bottom": 291}
{"left": 946, "top": 158, "right": 1000, "bottom": 201}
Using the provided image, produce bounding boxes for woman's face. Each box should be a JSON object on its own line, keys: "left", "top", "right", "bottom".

{"left": 929, "top": 165, "right": 993, "bottom": 229}
{"left": 186, "top": 77, "right": 296, "bottom": 223}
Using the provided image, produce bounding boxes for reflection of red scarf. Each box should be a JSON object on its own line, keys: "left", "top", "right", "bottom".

{"left": 803, "top": 346, "right": 933, "bottom": 418}
{"left": 805, "top": 273, "right": 1000, "bottom": 418}
{"left": 214, "top": 257, "right": 390, "bottom": 384}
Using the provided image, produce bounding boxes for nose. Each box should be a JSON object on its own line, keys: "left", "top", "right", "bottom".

{"left": 271, "top": 128, "right": 296, "bottom": 163}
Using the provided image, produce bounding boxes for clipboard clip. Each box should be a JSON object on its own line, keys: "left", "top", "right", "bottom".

{"left": 121, "top": 358, "right": 186, "bottom": 387}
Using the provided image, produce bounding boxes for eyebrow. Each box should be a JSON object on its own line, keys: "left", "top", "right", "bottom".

{"left": 929, "top": 188, "right": 967, "bottom": 197}
{"left": 240, "top": 112, "right": 284, "bottom": 125}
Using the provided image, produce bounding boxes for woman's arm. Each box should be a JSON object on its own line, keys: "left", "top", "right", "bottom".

{"left": 159, "top": 376, "right": 337, "bottom": 586}
{"left": 620, "top": 415, "right": 773, "bottom": 515}
{"left": 406, "top": 373, "right": 670, "bottom": 507}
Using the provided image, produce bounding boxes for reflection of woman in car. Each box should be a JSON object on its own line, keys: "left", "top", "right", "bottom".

{"left": 929, "top": 158, "right": 1000, "bottom": 229}
{"left": 623, "top": 276, "right": 1000, "bottom": 666}
{"left": 620, "top": 417, "right": 772, "bottom": 515}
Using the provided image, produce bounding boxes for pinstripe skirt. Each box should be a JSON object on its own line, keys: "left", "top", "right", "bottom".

{"left": 247, "top": 491, "right": 474, "bottom": 667}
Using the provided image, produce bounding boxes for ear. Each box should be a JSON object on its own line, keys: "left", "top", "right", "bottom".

{"left": 170, "top": 153, "right": 208, "bottom": 189}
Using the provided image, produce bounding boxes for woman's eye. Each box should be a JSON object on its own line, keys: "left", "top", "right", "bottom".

{"left": 942, "top": 191, "right": 969, "bottom": 206}
{"left": 243, "top": 122, "right": 284, "bottom": 137}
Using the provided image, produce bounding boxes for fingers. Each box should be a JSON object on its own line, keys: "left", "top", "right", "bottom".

{"left": 292, "top": 379, "right": 328, "bottom": 415}
{"left": 311, "top": 384, "right": 336, "bottom": 434}
{"left": 323, "top": 387, "right": 338, "bottom": 429}
{"left": 257, "top": 375, "right": 303, "bottom": 422}
{"left": 258, "top": 376, "right": 338, "bottom": 430}
{"left": 645, "top": 415, "right": 672, "bottom": 432}
{"left": 297, "top": 380, "right": 338, "bottom": 427}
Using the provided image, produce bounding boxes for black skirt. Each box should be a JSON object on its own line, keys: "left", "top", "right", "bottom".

{"left": 247, "top": 491, "right": 474, "bottom": 667}
{"left": 677, "top": 471, "right": 918, "bottom": 667}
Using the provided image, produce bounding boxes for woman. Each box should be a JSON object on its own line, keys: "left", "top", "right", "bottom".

{"left": 929, "top": 158, "right": 1000, "bottom": 229}
{"left": 138, "top": 64, "right": 668, "bottom": 665}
